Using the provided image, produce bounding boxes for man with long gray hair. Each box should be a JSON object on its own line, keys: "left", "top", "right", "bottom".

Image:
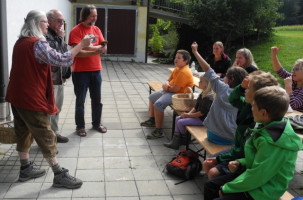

{"left": 6, "top": 10, "right": 93, "bottom": 189}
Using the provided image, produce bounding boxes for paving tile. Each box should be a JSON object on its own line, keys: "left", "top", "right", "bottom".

{"left": 140, "top": 196, "right": 173, "bottom": 200}
{"left": 103, "top": 137, "right": 126, "bottom": 147}
{"left": 104, "top": 168, "right": 134, "bottom": 181}
{"left": 77, "top": 157, "right": 103, "bottom": 169}
{"left": 130, "top": 156, "right": 158, "bottom": 169}
{"left": 106, "top": 181, "right": 138, "bottom": 197}
{"left": 125, "top": 137, "right": 149, "bottom": 146}
{"left": 127, "top": 146, "right": 152, "bottom": 156}
{"left": 104, "top": 157, "right": 131, "bottom": 169}
{"left": 72, "top": 182, "right": 105, "bottom": 198}
{"left": 104, "top": 146, "right": 128, "bottom": 157}
{"left": 0, "top": 183, "right": 10, "bottom": 198}
{"left": 76, "top": 169, "right": 104, "bottom": 182}
{"left": 132, "top": 168, "right": 164, "bottom": 180}
{"left": 5, "top": 182, "right": 42, "bottom": 198}
{"left": 39, "top": 182, "right": 73, "bottom": 198}
{"left": 79, "top": 146, "right": 103, "bottom": 157}
{"left": 107, "top": 197, "right": 139, "bottom": 200}
{"left": 136, "top": 180, "right": 170, "bottom": 196}
{"left": 165, "top": 179, "right": 202, "bottom": 195}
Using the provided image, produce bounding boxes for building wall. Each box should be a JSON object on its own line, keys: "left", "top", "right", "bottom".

{"left": 5, "top": 0, "right": 72, "bottom": 72}
{"left": 5, "top": 0, "right": 147, "bottom": 70}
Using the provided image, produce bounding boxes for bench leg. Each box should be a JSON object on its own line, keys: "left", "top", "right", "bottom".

{"left": 171, "top": 110, "right": 177, "bottom": 139}
{"left": 149, "top": 86, "right": 152, "bottom": 95}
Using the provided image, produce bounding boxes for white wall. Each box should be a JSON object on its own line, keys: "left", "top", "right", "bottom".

{"left": 5, "top": 0, "right": 71, "bottom": 71}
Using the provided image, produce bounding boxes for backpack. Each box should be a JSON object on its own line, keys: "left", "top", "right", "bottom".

{"left": 166, "top": 149, "right": 202, "bottom": 184}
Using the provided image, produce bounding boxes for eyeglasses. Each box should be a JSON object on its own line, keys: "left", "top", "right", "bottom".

{"left": 51, "top": 17, "right": 65, "bottom": 23}
{"left": 292, "top": 67, "right": 302, "bottom": 72}
{"left": 40, "top": 20, "right": 48, "bottom": 24}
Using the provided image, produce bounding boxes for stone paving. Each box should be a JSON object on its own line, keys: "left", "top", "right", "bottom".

{"left": 0, "top": 61, "right": 302, "bottom": 199}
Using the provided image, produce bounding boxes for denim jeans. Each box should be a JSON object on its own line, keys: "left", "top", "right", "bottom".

{"left": 72, "top": 71, "right": 103, "bottom": 129}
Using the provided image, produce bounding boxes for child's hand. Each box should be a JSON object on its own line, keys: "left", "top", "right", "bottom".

{"left": 180, "top": 113, "right": 189, "bottom": 118}
{"left": 228, "top": 161, "right": 240, "bottom": 173}
{"left": 241, "top": 76, "right": 250, "bottom": 89}
{"left": 284, "top": 77, "right": 293, "bottom": 94}
{"left": 205, "top": 157, "right": 218, "bottom": 168}
{"left": 191, "top": 42, "right": 198, "bottom": 53}
{"left": 271, "top": 45, "right": 282, "bottom": 56}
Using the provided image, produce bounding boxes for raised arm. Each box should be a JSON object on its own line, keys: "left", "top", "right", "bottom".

{"left": 191, "top": 42, "right": 211, "bottom": 72}
{"left": 271, "top": 46, "right": 283, "bottom": 72}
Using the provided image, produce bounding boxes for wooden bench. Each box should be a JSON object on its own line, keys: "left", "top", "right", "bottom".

{"left": 147, "top": 81, "right": 162, "bottom": 94}
{"left": 280, "top": 191, "right": 294, "bottom": 200}
{"left": 185, "top": 126, "right": 232, "bottom": 160}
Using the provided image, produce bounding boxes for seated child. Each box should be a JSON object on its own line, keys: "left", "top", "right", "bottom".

{"left": 233, "top": 48, "right": 258, "bottom": 74}
{"left": 191, "top": 42, "right": 248, "bottom": 145}
{"left": 141, "top": 50, "right": 194, "bottom": 139}
{"left": 203, "top": 72, "right": 279, "bottom": 179}
{"left": 163, "top": 74, "right": 215, "bottom": 150}
{"left": 204, "top": 86, "right": 303, "bottom": 200}
{"left": 271, "top": 45, "right": 303, "bottom": 112}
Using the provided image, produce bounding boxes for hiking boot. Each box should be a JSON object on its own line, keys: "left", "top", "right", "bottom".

{"left": 140, "top": 118, "right": 155, "bottom": 127}
{"left": 53, "top": 168, "right": 83, "bottom": 189}
{"left": 146, "top": 129, "right": 164, "bottom": 139}
{"left": 56, "top": 134, "right": 69, "bottom": 143}
{"left": 19, "top": 162, "right": 46, "bottom": 182}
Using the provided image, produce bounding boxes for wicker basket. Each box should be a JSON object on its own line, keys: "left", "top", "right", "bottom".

{"left": 0, "top": 121, "right": 17, "bottom": 144}
{"left": 172, "top": 87, "right": 197, "bottom": 111}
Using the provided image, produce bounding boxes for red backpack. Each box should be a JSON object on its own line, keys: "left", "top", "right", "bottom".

{"left": 166, "top": 149, "right": 202, "bottom": 184}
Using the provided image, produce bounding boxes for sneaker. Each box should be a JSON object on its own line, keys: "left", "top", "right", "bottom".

{"left": 140, "top": 118, "right": 155, "bottom": 127}
{"left": 53, "top": 168, "right": 83, "bottom": 189}
{"left": 56, "top": 134, "right": 69, "bottom": 143}
{"left": 146, "top": 129, "right": 164, "bottom": 139}
{"left": 19, "top": 162, "right": 46, "bottom": 182}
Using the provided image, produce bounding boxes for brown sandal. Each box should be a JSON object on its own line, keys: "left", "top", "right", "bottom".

{"left": 76, "top": 128, "right": 87, "bottom": 137}
{"left": 93, "top": 125, "right": 107, "bottom": 133}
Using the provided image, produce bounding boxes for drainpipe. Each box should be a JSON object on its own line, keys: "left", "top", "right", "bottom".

{"left": 145, "top": 0, "right": 150, "bottom": 63}
{"left": 0, "top": 0, "right": 9, "bottom": 121}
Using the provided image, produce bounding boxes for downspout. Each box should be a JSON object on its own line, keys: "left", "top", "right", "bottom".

{"left": 0, "top": 0, "right": 9, "bottom": 121}
{"left": 145, "top": 0, "right": 150, "bottom": 63}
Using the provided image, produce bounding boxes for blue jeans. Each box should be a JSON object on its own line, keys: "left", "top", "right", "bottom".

{"left": 72, "top": 71, "right": 102, "bottom": 129}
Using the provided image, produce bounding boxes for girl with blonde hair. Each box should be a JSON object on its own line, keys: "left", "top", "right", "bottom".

{"left": 164, "top": 74, "right": 215, "bottom": 150}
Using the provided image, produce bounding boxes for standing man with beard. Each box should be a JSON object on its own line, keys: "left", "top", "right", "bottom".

{"left": 46, "top": 9, "right": 70, "bottom": 143}
{"left": 68, "top": 5, "right": 107, "bottom": 137}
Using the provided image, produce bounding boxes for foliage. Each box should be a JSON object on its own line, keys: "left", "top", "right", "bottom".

{"left": 150, "top": 26, "right": 163, "bottom": 53}
{"left": 188, "top": 0, "right": 283, "bottom": 46}
{"left": 277, "top": 0, "right": 303, "bottom": 25}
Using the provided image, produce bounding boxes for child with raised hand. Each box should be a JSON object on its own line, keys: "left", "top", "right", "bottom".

{"left": 204, "top": 86, "right": 303, "bottom": 200}
{"left": 191, "top": 42, "right": 248, "bottom": 145}
{"left": 164, "top": 74, "right": 215, "bottom": 150}
{"left": 203, "top": 71, "right": 279, "bottom": 180}
{"left": 271, "top": 45, "right": 303, "bottom": 112}
{"left": 141, "top": 50, "right": 194, "bottom": 139}
{"left": 233, "top": 48, "right": 258, "bottom": 74}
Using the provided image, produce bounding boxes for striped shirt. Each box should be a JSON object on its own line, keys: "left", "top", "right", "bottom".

{"left": 34, "top": 39, "right": 72, "bottom": 67}
{"left": 277, "top": 68, "right": 303, "bottom": 112}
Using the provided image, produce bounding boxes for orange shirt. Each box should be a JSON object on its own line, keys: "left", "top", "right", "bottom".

{"left": 68, "top": 23, "right": 105, "bottom": 72}
{"left": 168, "top": 65, "right": 194, "bottom": 93}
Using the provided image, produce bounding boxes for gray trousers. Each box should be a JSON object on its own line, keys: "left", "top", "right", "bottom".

{"left": 49, "top": 84, "right": 64, "bottom": 134}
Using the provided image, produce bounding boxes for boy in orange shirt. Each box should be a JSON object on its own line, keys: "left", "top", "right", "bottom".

{"left": 141, "top": 50, "right": 194, "bottom": 139}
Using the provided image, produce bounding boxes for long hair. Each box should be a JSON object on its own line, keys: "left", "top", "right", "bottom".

{"left": 19, "top": 10, "right": 45, "bottom": 39}
{"left": 200, "top": 75, "right": 215, "bottom": 98}
{"left": 237, "top": 48, "right": 258, "bottom": 69}
{"left": 79, "top": 5, "right": 96, "bottom": 22}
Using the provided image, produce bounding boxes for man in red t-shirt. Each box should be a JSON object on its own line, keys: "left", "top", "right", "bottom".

{"left": 68, "top": 5, "right": 107, "bottom": 136}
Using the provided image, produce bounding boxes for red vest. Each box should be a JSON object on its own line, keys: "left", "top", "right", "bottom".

{"left": 6, "top": 37, "right": 58, "bottom": 115}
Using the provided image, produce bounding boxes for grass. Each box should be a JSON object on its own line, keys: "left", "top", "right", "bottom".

{"left": 242, "top": 25, "right": 303, "bottom": 85}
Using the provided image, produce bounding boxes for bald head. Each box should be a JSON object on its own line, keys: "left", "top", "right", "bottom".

{"left": 46, "top": 9, "right": 65, "bottom": 32}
